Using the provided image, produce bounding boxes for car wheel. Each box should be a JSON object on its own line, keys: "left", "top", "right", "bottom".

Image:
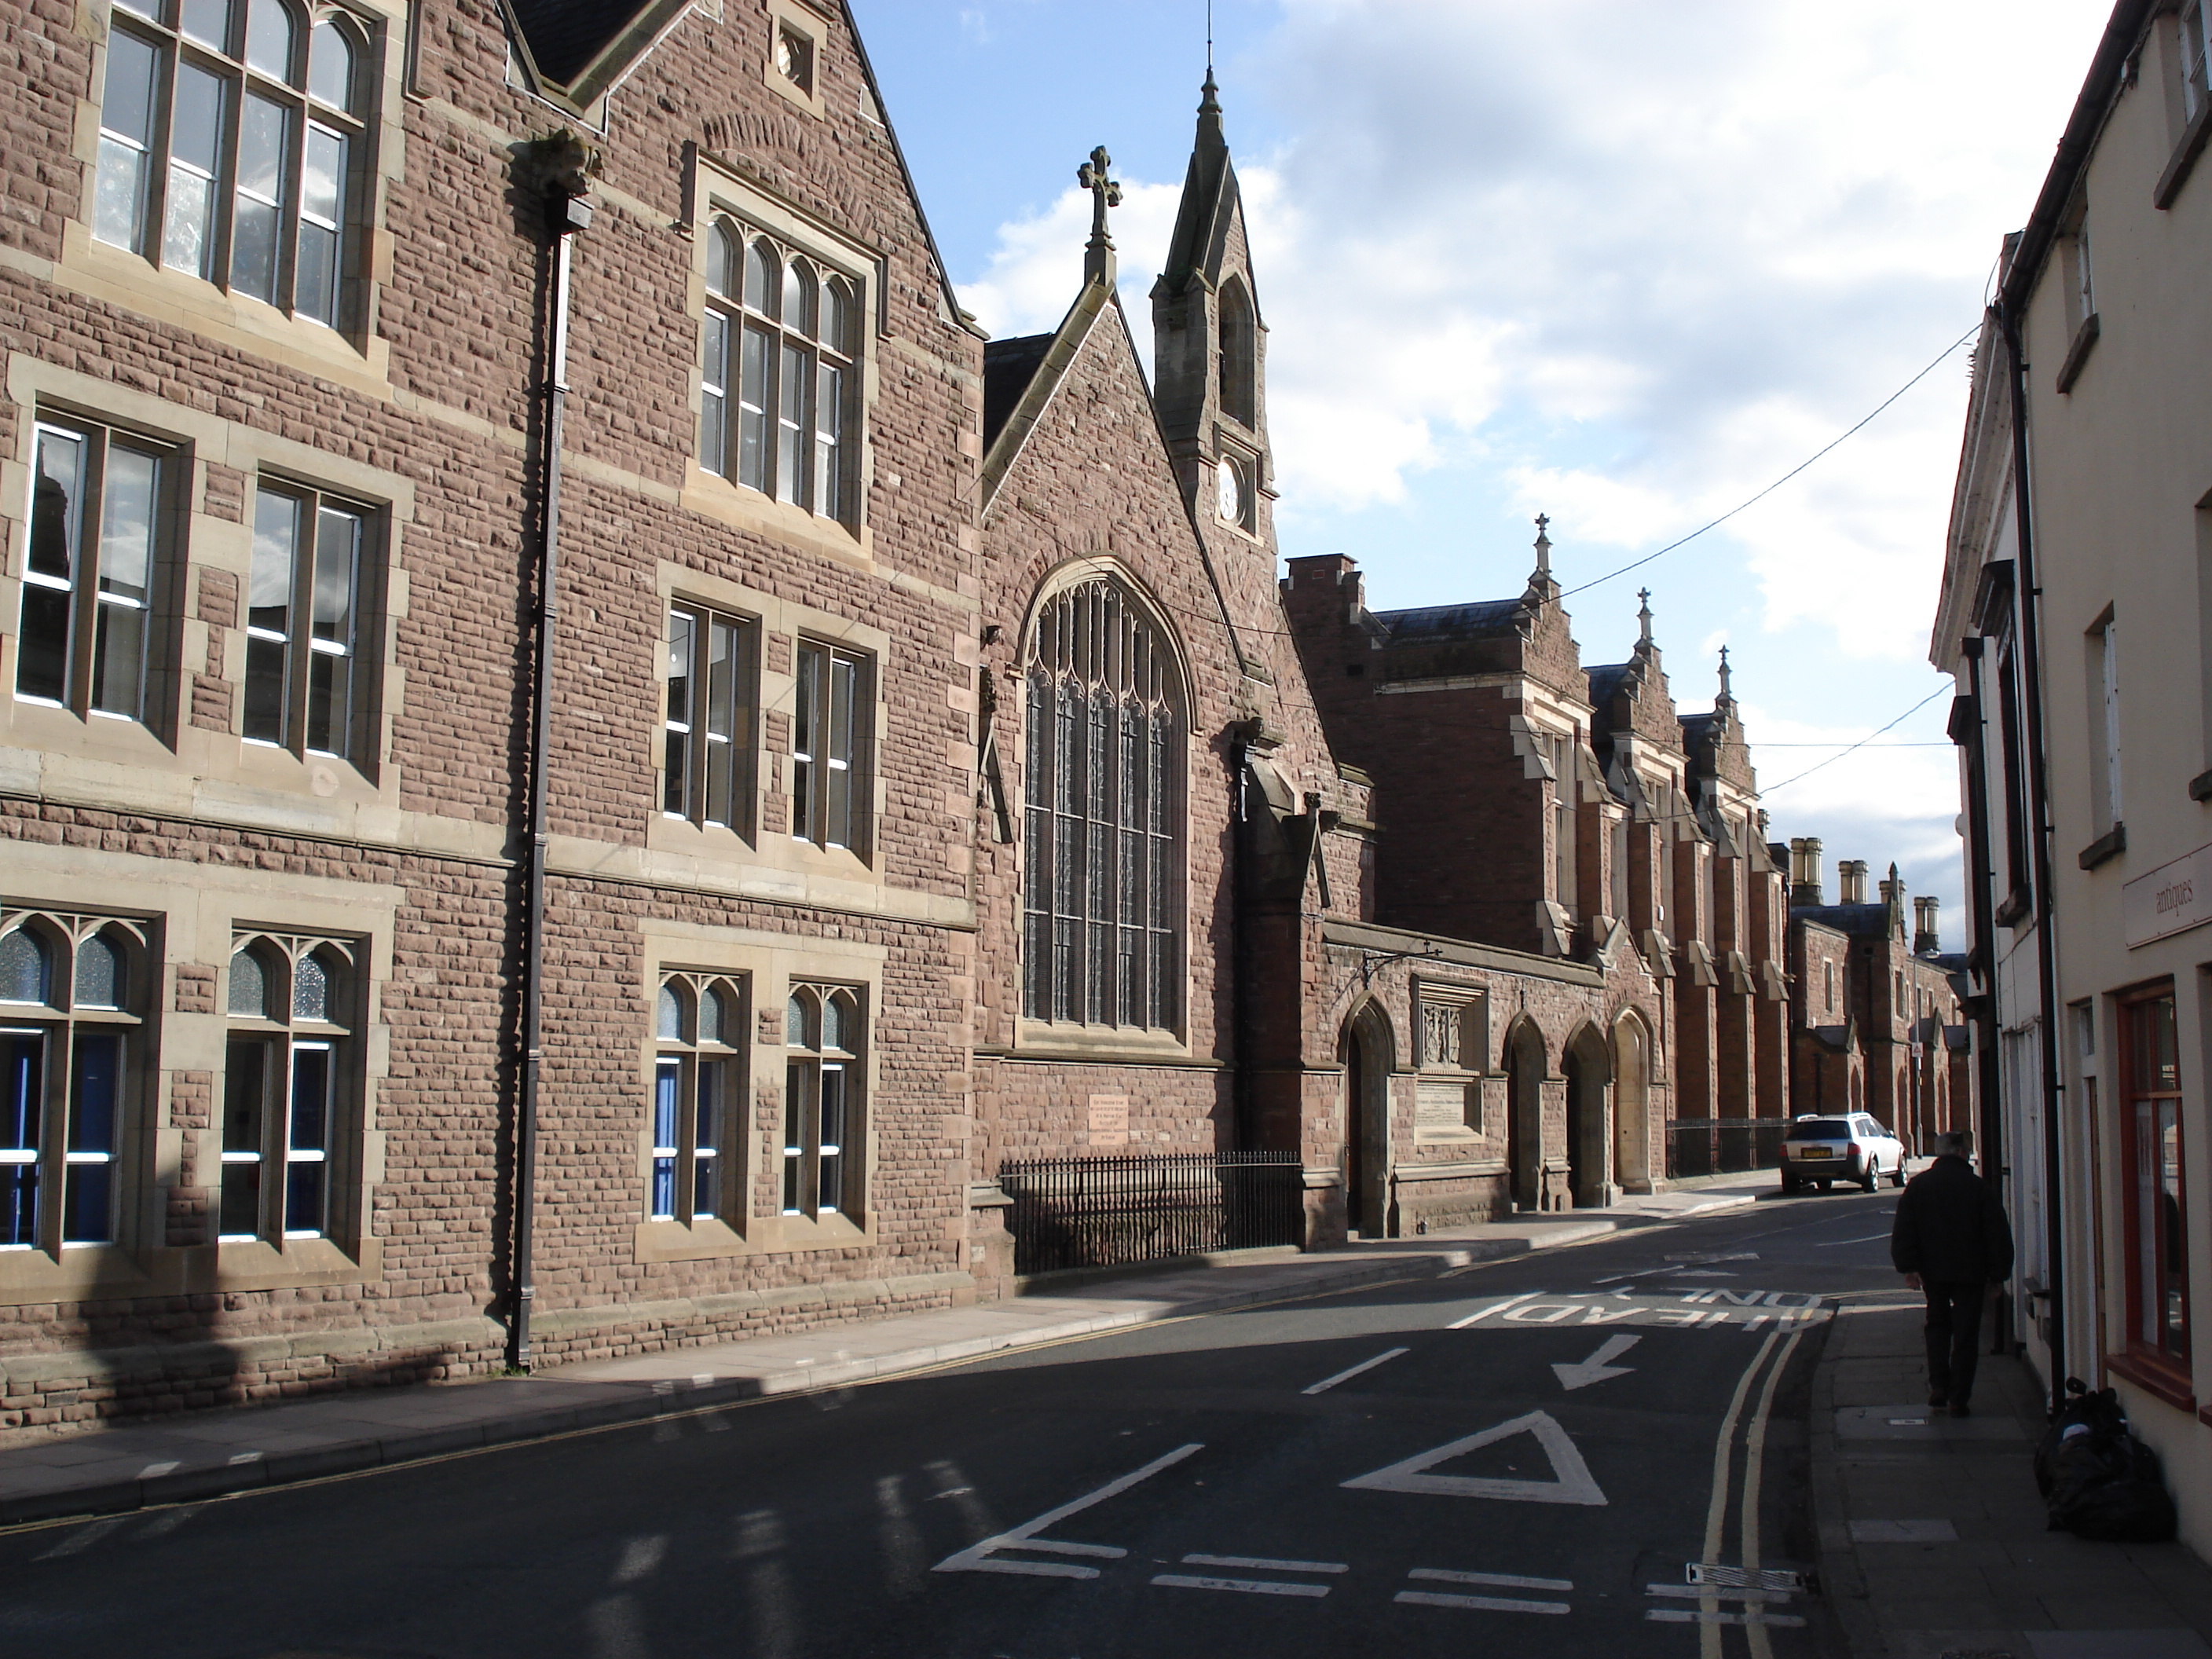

{"left": 1782, "top": 1173, "right": 1800, "bottom": 1194}
{"left": 1891, "top": 1158, "right": 1907, "bottom": 1188}
{"left": 1860, "top": 1158, "right": 1880, "bottom": 1193}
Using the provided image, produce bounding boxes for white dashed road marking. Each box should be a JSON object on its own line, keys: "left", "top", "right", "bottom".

{"left": 1302, "top": 1347, "right": 1409, "bottom": 1395}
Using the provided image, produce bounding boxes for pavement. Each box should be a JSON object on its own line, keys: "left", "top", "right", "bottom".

{"left": 1810, "top": 1287, "right": 2212, "bottom": 1659}
{"left": 0, "top": 1177, "right": 1763, "bottom": 1527}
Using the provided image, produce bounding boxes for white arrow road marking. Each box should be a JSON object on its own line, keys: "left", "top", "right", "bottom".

{"left": 1302, "top": 1346, "right": 1409, "bottom": 1394}
{"left": 1553, "top": 1333, "right": 1642, "bottom": 1390}
{"left": 932, "top": 1443, "right": 1201, "bottom": 1580}
{"left": 1341, "top": 1411, "right": 1607, "bottom": 1505}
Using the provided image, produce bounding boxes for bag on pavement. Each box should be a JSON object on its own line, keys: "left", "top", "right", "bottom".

{"left": 2038, "top": 1380, "right": 2177, "bottom": 1542}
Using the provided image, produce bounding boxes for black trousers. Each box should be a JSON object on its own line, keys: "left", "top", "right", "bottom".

{"left": 1923, "top": 1280, "right": 1989, "bottom": 1404}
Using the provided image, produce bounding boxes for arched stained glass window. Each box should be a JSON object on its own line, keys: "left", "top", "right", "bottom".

{"left": 1021, "top": 578, "right": 1182, "bottom": 1030}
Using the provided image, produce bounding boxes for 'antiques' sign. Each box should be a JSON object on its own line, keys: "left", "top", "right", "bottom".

{"left": 2123, "top": 840, "right": 2212, "bottom": 948}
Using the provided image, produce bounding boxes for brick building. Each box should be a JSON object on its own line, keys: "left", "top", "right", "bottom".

{"left": 0, "top": 0, "right": 1831, "bottom": 1434}
{"left": 1779, "top": 842, "right": 1971, "bottom": 1150}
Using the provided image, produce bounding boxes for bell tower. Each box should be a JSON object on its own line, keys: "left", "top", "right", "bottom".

{"left": 1152, "top": 73, "right": 1277, "bottom": 630}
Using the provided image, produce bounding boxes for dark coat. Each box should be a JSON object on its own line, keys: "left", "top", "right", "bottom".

{"left": 1891, "top": 1154, "right": 2015, "bottom": 1283}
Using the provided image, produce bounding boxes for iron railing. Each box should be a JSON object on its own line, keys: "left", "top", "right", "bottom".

{"left": 1665, "top": 1118, "right": 1789, "bottom": 1180}
{"left": 997, "top": 1150, "right": 1304, "bottom": 1276}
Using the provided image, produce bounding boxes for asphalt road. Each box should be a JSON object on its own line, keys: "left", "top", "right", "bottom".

{"left": 1, "top": 1185, "right": 1912, "bottom": 1658}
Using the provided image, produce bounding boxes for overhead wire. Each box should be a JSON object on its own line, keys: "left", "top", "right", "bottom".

{"left": 1556, "top": 320, "right": 1983, "bottom": 600}
{"left": 1757, "top": 685, "right": 1952, "bottom": 793}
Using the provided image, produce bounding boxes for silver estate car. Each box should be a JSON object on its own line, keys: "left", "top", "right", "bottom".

{"left": 1780, "top": 1113, "right": 1906, "bottom": 1193}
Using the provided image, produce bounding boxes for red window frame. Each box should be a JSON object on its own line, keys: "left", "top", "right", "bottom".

{"left": 2114, "top": 983, "right": 2190, "bottom": 1398}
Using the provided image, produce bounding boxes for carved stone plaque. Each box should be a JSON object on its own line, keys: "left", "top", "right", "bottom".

{"left": 1087, "top": 1093, "right": 1130, "bottom": 1147}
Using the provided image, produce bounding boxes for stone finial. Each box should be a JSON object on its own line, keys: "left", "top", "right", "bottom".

{"left": 1079, "top": 145, "right": 1122, "bottom": 287}
{"left": 1716, "top": 645, "right": 1734, "bottom": 704}
{"left": 1533, "top": 513, "right": 1552, "bottom": 579}
{"left": 1637, "top": 587, "right": 1654, "bottom": 647}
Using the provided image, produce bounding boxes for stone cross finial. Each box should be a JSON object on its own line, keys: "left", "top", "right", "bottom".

{"left": 1533, "top": 513, "right": 1552, "bottom": 579}
{"left": 1637, "top": 587, "right": 1654, "bottom": 646}
{"left": 1717, "top": 644, "right": 1733, "bottom": 701}
{"left": 1079, "top": 145, "right": 1122, "bottom": 286}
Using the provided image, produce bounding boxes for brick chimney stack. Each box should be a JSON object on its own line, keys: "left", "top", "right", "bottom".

{"left": 1837, "top": 859, "right": 1870, "bottom": 904}
{"left": 1788, "top": 837, "right": 1824, "bottom": 905}
{"left": 1914, "top": 895, "right": 1941, "bottom": 955}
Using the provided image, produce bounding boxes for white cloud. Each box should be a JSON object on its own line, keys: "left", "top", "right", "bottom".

{"left": 950, "top": 0, "right": 2105, "bottom": 910}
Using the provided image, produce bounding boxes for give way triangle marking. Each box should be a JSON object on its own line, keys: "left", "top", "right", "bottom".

{"left": 1340, "top": 1410, "right": 1608, "bottom": 1506}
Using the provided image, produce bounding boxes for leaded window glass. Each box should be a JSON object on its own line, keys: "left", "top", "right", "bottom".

{"left": 700, "top": 218, "right": 856, "bottom": 526}
{"left": 1021, "top": 579, "right": 1181, "bottom": 1030}
{"left": 222, "top": 932, "right": 351, "bottom": 1243}
{"left": 651, "top": 972, "right": 741, "bottom": 1225}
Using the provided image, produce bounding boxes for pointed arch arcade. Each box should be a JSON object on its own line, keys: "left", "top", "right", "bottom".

{"left": 1021, "top": 573, "right": 1185, "bottom": 1031}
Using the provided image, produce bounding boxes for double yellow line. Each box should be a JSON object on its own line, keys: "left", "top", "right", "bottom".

{"left": 1699, "top": 1321, "right": 1810, "bottom": 1659}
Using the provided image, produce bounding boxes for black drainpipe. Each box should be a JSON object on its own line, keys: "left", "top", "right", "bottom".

{"left": 1957, "top": 639, "right": 2008, "bottom": 1352}
{"left": 1993, "top": 302, "right": 2067, "bottom": 1413}
{"left": 508, "top": 159, "right": 592, "bottom": 1373}
{"left": 1230, "top": 727, "right": 1254, "bottom": 1151}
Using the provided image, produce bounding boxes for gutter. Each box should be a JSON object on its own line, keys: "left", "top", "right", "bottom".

{"left": 1953, "top": 640, "right": 2008, "bottom": 1356}
{"left": 510, "top": 150, "right": 593, "bottom": 1372}
{"left": 1995, "top": 0, "right": 2154, "bottom": 319}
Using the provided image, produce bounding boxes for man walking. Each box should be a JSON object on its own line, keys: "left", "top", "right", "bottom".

{"left": 1891, "top": 1130, "right": 2014, "bottom": 1417}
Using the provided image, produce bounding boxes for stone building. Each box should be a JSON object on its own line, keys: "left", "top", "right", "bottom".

{"left": 0, "top": 0, "right": 1822, "bottom": 1434}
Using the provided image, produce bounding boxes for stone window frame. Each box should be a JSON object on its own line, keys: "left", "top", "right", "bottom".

{"left": 12, "top": 406, "right": 191, "bottom": 747}
{"left": 632, "top": 922, "right": 883, "bottom": 1264}
{"left": 650, "top": 969, "right": 748, "bottom": 1228}
{"left": 0, "top": 908, "right": 155, "bottom": 1259}
{"left": 762, "top": 0, "right": 828, "bottom": 119}
{"left": 68, "top": 0, "right": 405, "bottom": 383}
{"left": 241, "top": 474, "right": 382, "bottom": 770}
{"left": 1412, "top": 974, "right": 1490, "bottom": 1143}
{"left": 661, "top": 597, "right": 758, "bottom": 837}
{"left": 781, "top": 980, "right": 864, "bottom": 1221}
{"left": 680, "top": 155, "right": 882, "bottom": 566}
{"left": 220, "top": 927, "right": 361, "bottom": 1248}
{"left": 646, "top": 563, "right": 888, "bottom": 883}
{"left": 1015, "top": 559, "right": 1192, "bottom": 1059}
{"left": 2, "top": 361, "right": 417, "bottom": 822}
{"left": 0, "top": 859, "right": 395, "bottom": 1306}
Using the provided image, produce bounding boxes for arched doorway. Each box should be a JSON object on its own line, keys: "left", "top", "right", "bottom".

{"left": 1563, "top": 1025, "right": 1612, "bottom": 1208}
{"left": 1504, "top": 1020, "right": 1547, "bottom": 1211}
{"left": 1341, "top": 1003, "right": 1393, "bottom": 1237}
{"left": 1611, "top": 1014, "right": 1650, "bottom": 1192}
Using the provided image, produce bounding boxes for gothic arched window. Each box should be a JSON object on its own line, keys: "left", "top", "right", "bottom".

{"left": 1218, "top": 276, "right": 1257, "bottom": 428}
{"left": 1022, "top": 577, "right": 1183, "bottom": 1030}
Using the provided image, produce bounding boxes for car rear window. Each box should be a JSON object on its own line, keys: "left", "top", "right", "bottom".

{"left": 1792, "top": 1119, "right": 1853, "bottom": 1140}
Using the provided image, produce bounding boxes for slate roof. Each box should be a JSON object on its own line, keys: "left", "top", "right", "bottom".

{"left": 1586, "top": 661, "right": 1632, "bottom": 705}
{"left": 983, "top": 333, "right": 1054, "bottom": 451}
{"left": 1791, "top": 901, "right": 1895, "bottom": 938}
{"left": 1371, "top": 600, "right": 1524, "bottom": 643}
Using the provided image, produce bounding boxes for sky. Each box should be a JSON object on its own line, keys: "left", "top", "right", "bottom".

{"left": 851, "top": 0, "right": 2115, "bottom": 943}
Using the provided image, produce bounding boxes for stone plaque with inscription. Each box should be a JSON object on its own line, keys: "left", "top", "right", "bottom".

{"left": 1087, "top": 1093, "right": 1130, "bottom": 1147}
